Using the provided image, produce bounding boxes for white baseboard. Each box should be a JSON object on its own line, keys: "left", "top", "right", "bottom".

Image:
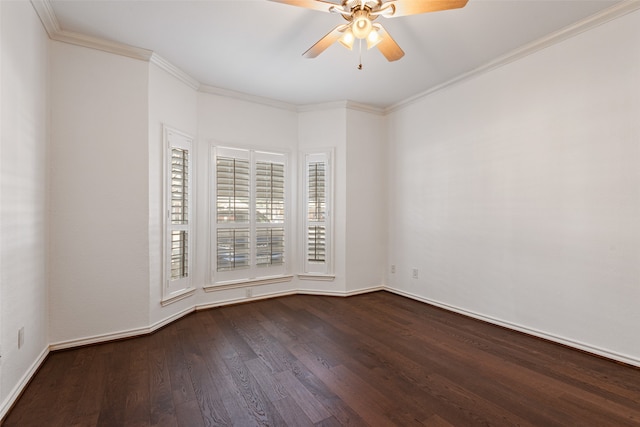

{"left": 385, "top": 286, "right": 640, "bottom": 368}
{"left": 196, "top": 289, "right": 298, "bottom": 311}
{"left": 298, "top": 285, "right": 385, "bottom": 297}
{"left": 47, "top": 285, "right": 385, "bottom": 350}
{"left": 49, "top": 325, "right": 152, "bottom": 351}
{"left": 149, "top": 305, "right": 196, "bottom": 333}
{"left": 0, "top": 346, "right": 49, "bottom": 421}
{"left": 49, "top": 306, "right": 197, "bottom": 352}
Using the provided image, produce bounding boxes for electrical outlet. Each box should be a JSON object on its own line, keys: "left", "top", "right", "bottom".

{"left": 412, "top": 268, "right": 419, "bottom": 279}
{"left": 245, "top": 288, "right": 252, "bottom": 298}
{"left": 18, "top": 327, "right": 25, "bottom": 349}
{"left": 391, "top": 264, "right": 396, "bottom": 274}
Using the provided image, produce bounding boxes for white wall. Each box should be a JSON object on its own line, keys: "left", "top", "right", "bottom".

{"left": 0, "top": 0, "right": 49, "bottom": 415}
{"left": 387, "top": 9, "right": 640, "bottom": 365}
{"left": 197, "top": 93, "right": 299, "bottom": 304}
{"left": 297, "top": 106, "right": 387, "bottom": 295}
{"left": 148, "top": 63, "right": 198, "bottom": 326}
{"left": 346, "top": 109, "right": 387, "bottom": 292}
{"left": 49, "top": 42, "right": 150, "bottom": 345}
{"left": 298, "top": 107, "right": 348, "bottom": 293}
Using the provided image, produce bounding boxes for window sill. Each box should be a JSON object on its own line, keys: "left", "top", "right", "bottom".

{"left": 298, "top": 273, "right": 335, "bottom": 281}
{"left": 204, "top": 275, "right": 294, "bottom": 292}
{"left": 161, "top": 287, "right": 196, "bottom": 306}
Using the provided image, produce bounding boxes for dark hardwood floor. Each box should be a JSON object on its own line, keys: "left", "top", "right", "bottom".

{"left": 4, "top": 291, "right": 640, "bottom": 426}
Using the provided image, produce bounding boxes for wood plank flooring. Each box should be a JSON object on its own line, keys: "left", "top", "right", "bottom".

{"left": 4, "top": 291, "right": 640, "bottom": 426}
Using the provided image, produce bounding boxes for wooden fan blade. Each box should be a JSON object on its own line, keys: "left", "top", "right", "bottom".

{"left": 386, "top": 0, "right": 468, "bottom": 17}
{"left": 268, "top": 0, "right": 343, "bottom": 13}
{"left": 376, "top": 25, "right": 404, "bottom": 61}
{"left": 303, "top": 25, "right": 347, "bottom": 58}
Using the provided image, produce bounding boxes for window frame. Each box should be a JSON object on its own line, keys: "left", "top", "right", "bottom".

{"left": 210, "top": 145, "right": 291, "bottom": 286}
{"left": 300, "top": 149, "right": 334, "bottom": 277}
{"left": 163, "top": 126, "right": 195, "bottom": 302}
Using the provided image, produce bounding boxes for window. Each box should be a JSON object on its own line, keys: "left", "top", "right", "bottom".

{"left": 212, "top": 147, "right": 288, "bottom": 283}
{"left": 302, "top": 150, "right": 333, "bottom": 276}
{"left": 164, "top": 127, "right": 194, "bottom": 298}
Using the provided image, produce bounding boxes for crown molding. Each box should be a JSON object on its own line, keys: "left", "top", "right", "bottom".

{"left": 297, "top": 100, "right": 350, "bottom": 113}
{"left": 30, "top": 0, "right": 60, "bottom": 36}
{"left": 386, "top": 0, "right": 640, "bottom": 114}
{"left": 198, "top": 84, "right": 298, "bottom": 111}
{"left": 52, "top": 30, "right": 154, "bottom": 61}
{"left": 297, "top": 100, "right": 384, "bottom": 115}
{"left": 31, "top": 0, "right": 152, "bottom": 60}
{"left": 344, "top": 101, "right": 385, "bottom": 115}
{"left": 149, "top": 53, "right": 201, "bottom": 90}
{"left": 31, "top": 0, "right": 198, "bottom": 89}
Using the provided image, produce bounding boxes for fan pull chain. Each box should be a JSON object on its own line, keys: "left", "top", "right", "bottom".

{"left": 358, "top": 39, "right": 363, "bottom": 70}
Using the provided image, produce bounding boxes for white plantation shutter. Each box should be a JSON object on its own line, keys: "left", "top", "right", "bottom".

{"left": 256, "top": 227, "right": 285, "bottom": 266}
{"left": 165, "top": 127, "right": 193, "bottom": 297}
{"left": 307, "top": 161, "right": 326, "bottom": 263}
{"left": 171, "top": 148, "right": 189, "bottom": 225}
{"left": 256, "top": 161, "right": 285, "bottom": 223}
{"left": 214, "top": 148, "right": 251, "bottom": 277}
{"left": 303, "top": 151, "right": 332, "bottom": 275}
{"left": 212, "top": 147, "right": 288, "bottom": 283}
{"left": 215, "top": 156, "right": 251, "bottom": 271}
{"left": 216, "top": 228, "right": 250, "bottom": 271}
{"left": 170, "top": 229, "right": 188, "bottom": 279}
{"left": 256, "top": 158, "right": 285, "bottom": 267}
{"left": 307, "top": 225, "right": 325, "bottom": 262}
{"left": 216, "top": 156, "right": 250, "bottom": 223}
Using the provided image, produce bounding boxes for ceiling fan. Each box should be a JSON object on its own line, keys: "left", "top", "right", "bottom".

{"left": 269, "top": 0, "right": 469, "bottom": 62}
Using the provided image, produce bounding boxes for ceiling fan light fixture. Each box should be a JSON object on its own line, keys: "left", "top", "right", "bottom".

{"left": 366, "top": 28, "right": 382, "bottom": 49}
{"left": 339, "top": 29, "right": 355, "bottom": 50}
{"left": 351, "top": 10, "right": 372, "bottom": 39}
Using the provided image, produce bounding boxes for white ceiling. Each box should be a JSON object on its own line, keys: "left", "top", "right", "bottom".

{"left": 48, "top": 0, "right": 623, "bottom": 108}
